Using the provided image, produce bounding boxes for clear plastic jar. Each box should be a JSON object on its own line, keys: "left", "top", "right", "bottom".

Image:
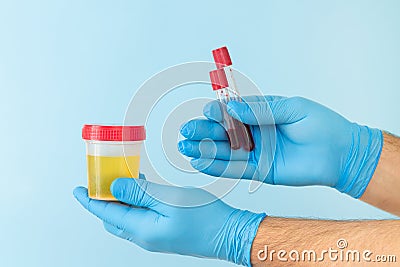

{"left": 82, "top": 124, "right": 146, "bottom": 200}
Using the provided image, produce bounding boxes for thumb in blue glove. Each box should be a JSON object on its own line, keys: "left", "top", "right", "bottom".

{"left": 73, "top": 176, "right": 266, "bottom": 266}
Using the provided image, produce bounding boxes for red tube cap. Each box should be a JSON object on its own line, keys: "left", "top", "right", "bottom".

{"left": 209, "top": 69, "right": 228, "bottom": 90}
{"left": 82, "top": 125, "right": 146, "bottom": 141}
{"left": 212, "top": 46, "right": 232, "bottom": 68}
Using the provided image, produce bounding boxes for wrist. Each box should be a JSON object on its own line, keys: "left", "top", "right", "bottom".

{"left": 217, "top": 209, "right": 266, "bottom": 266}
{"left": 360, "top": 132, "right": 400, "bottom": 215}
{"left": 335, "top": 124, "right": 383, "bottom": 198}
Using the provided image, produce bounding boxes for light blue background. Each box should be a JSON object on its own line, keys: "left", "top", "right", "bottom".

{"left": 1, "top": 1, "right": 399, "bottom": 266}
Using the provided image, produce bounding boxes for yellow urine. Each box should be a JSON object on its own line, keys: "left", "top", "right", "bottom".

{"left": 87, "top": 155, "right": 140, "bottom": 200}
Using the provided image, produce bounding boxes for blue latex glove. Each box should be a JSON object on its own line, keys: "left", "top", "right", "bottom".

{"left": 178, "top": 96, "right": 383, "bottom": 198}
{"left": 73, "top": 177, "right": 266, "bottom": 266}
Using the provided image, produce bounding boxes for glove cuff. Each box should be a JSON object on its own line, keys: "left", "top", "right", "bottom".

{"left": 221, "top": 209, "right": 267, "bottom": 266}
{"left": 336, "top": 125, "right": 383, "bottom": 198}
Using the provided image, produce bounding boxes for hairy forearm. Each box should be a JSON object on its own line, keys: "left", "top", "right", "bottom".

{"left": 360, "top": 132, "right": 400, "bottom": 216}
{"left": 250, "top": 217, "right": 400, "bottom": 266}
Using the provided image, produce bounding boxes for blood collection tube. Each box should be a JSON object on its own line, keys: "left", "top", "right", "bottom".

{"left": 210, "top": 46, "right": 254, "bottom": 151}
{"left": 209, "top": 69, "right": 241, "bottom": 150}
{"left": 209, "top": 68, "right": 254, "bottom": 151}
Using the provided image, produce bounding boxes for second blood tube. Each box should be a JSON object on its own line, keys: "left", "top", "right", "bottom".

{"left": 209, "top": 68, "right": 254, "bottom": 151}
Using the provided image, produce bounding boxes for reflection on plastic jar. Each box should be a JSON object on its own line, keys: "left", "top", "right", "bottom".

{"left": 82, "top": 124, "right": 146, "bottom": 201}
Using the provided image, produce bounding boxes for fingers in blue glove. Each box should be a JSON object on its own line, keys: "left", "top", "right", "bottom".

{"left": 190, "top": 158, "right": 258, "bottom": 180}
{"left": 203, "top": 95, "right": 306, "bottom": 126}
{"left": 226, "top": 97, "right": 307, "bottom": 125}
{"left": 103, "top": 222, "right": 130, "bottom": 240}
{"left": 110, "top": 178, "right": 161, "bottom": 208}
{"left": 74, "top": 178, "right": 266, "bottom": 265}
{"left": 103, "top": 221, "right": 152, "bottom": 250}
{"left": 203, "top": 100, "right": 224, "bottom": 122}
{"left": 178, "top": 140, "right": 250, "bottom": 161}
{"left": 180, "top": 119, "right": 228, "bottom": 141}
{"left": 203, "top": 95, "right": 287, "bottom": 123}
{"left": 73, "top": 186, "right": 160, "bottom": 233}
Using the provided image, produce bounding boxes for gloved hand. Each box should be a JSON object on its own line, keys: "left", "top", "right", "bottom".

{"left": 73, "top": 176, "right": 266, "bottom": 266}
{"left": 178, "top": 96, "right": 383, "bottom": 198}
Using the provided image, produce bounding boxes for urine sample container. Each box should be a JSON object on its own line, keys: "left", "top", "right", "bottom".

{"left": 82, "top": 124, "right": 146, "bottom": 200}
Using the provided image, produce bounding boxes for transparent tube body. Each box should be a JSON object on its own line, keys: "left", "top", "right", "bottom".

{"left": 85, "top": 140, "right": 143, "bottom": 200}
{"left": 215, "top": 73, "right": 254, "bottom": 152}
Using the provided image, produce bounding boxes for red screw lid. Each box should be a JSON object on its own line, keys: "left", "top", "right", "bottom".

{"left": 82, "top": 124, "right": 146, "bottom": 141}
{"left": 212, "top": 46, "right": 232, "bottom": 69}
{"left": 209, "top": 69, "right": 228, "bottom": 90}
